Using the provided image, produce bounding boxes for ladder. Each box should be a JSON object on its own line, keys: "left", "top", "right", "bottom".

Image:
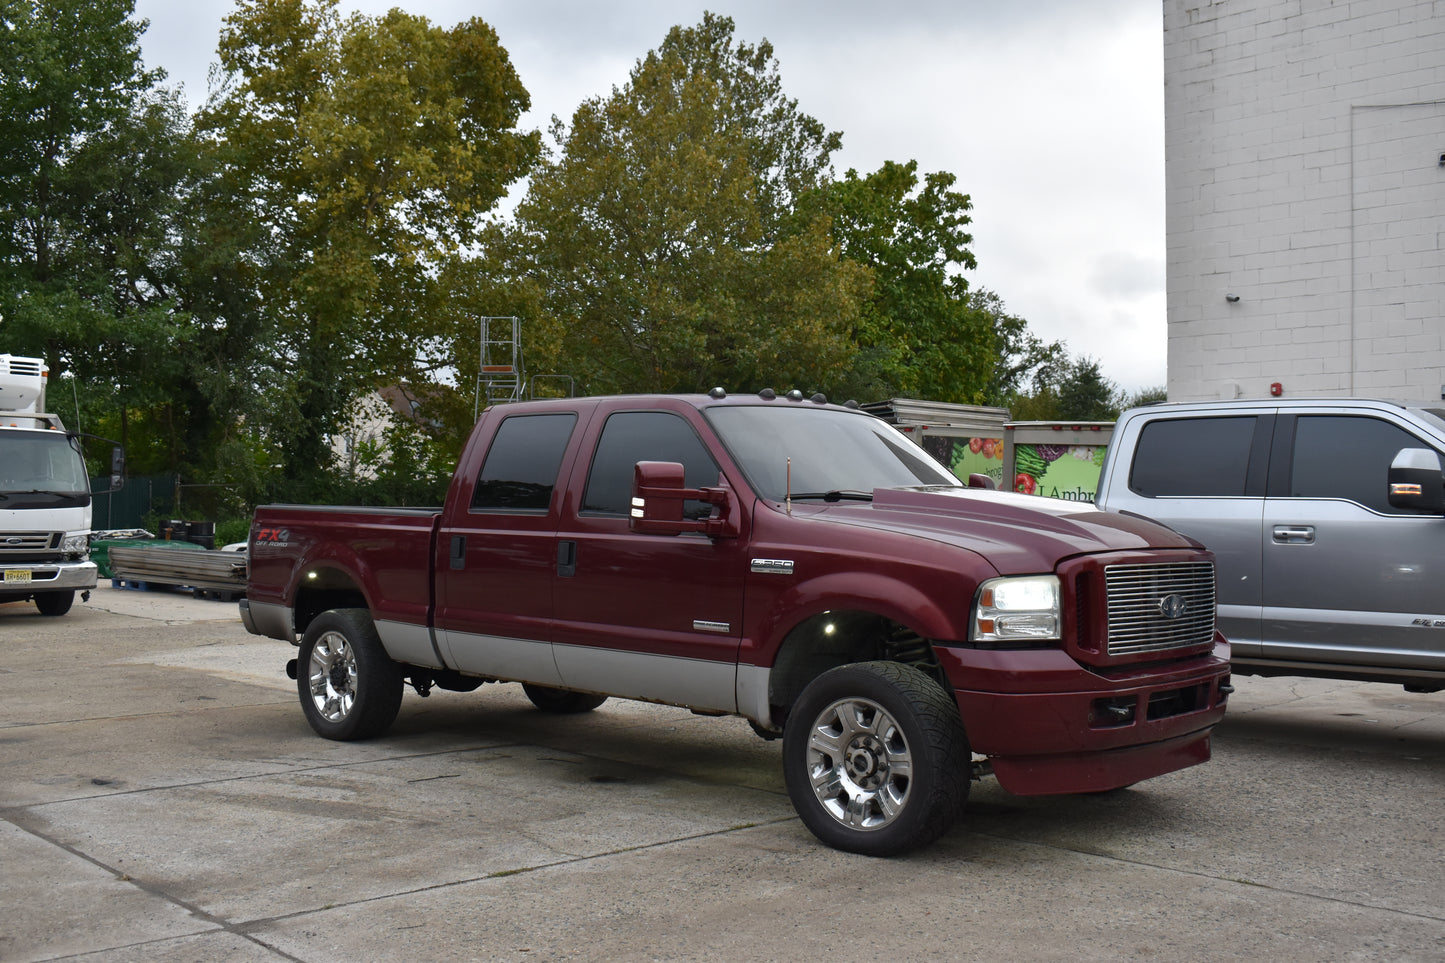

{"left": 474, "top": 316, "right": 524, "bottom": 417}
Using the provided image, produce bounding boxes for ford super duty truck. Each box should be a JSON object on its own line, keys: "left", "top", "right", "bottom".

{"left": 243, "top": 390, "right": 1231, "bottom": 855}
{"left": 1096, "top": 398, "right": 1445, "bottom": 693}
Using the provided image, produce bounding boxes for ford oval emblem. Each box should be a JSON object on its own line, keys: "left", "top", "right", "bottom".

{"left": 1159, "top": 594, "right": 1189, "bottom": 620}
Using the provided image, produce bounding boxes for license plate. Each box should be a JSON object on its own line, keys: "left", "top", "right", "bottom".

{"left": 4, "top": 569, "right": 32, "bottom": 583}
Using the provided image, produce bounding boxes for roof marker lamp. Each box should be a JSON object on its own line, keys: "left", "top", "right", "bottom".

{"left": 972, "top": 575, "right": 1061, "bottom": 643}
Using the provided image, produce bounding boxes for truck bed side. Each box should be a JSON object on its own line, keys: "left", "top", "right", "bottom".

{"left": 244, "top": 504, "right": 441, "bottom": 648}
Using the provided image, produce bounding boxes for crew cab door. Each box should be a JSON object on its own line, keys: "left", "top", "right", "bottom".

{"left": 1261, "top": 412, "right": 1445, "bottom": 671}
{"left": 434, "top": 410, "right": 582, "bottom": 683}
{"left": 550, "top": 406, "right": 748, "bottom": 713}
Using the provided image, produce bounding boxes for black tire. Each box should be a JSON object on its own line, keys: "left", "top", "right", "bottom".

{"left": 297, "top": 608, "right": 403, "bottom": 740}
{"left": 35, "top": 590, "right": 75, "bottom": 617}
{"left": 522, "top": 683, "right": 607, "bottom": 714}
{"left": 783, "top": 661, "right": 969, "bottom": 857}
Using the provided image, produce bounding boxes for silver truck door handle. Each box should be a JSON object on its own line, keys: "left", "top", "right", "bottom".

{"left": 1271, "top": 525, "right": 1316, "bottom": 544}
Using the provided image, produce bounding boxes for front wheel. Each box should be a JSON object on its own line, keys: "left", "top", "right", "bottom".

{"left": 783, "top": 661, "right": 969, "bottom": 856}
{"left": 297, "top": 608, "right": 403, "bottom": 740}
{"left": 35, "top": 590, "right": 75, "bottom": 617}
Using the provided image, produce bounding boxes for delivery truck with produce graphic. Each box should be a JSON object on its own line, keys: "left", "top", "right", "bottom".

{"left": 861, "top": 400, "right": 1113, "bottom": 501}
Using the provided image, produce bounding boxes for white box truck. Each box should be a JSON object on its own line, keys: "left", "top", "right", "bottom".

{"left": 0, "top": 355, "right": 123, "bottom": 616}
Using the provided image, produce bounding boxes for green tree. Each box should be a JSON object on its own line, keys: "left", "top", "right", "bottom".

{"left": 971, "top": 288, "right": 1064, "bottom": 405}
{"left": 198, "top": 0, "right": 538, "bottom": 492}
{"left": 506, "top": 12, "right": 867, "bottom": 396}
{"left": 802, "top": 160, "right": 1002, "bottom": 403}
{"left": 1009, "top": 355, "right": 1122, "bottom": 421}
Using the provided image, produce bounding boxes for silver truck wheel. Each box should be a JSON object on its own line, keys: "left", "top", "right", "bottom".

{"left": 298, "top": 608, "right": 403, "bottom": 740}
{"left": 784, "top": 661, "right": 968, "bottom": 856}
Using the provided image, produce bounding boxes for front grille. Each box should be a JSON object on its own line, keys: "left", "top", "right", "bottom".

{"left": 1104, "top": 561, "right": 1216, "bottom": 656}
{"left": 0, "top": 532, "right": 61, "bottom": 560}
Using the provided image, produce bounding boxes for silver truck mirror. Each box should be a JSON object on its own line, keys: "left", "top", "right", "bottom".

{"left": 1387, "top": 448, "right": 1444, "bottom": 513}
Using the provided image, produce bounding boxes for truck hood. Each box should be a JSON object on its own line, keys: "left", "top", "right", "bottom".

{"left": 804, "top": 487, "right": 1196, "bottom": 575}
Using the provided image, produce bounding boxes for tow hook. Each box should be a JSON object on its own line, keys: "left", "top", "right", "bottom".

{"left": 286, "top": 658, "right": 298, "bottom": 680}
{"left": 1219, "top": 683, "right": 1235, "bottom": 696}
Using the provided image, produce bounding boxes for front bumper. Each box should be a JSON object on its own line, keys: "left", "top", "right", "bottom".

{"left": 0, "top": 560, "right": 98, "bottom": 595}
{"left": 940, "top": 636, "right": 1231, "bottom": 795}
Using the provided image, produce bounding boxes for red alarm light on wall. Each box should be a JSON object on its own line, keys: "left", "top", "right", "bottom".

{"left": 1270, "top": 382, "right": 1283, "bottom": 397}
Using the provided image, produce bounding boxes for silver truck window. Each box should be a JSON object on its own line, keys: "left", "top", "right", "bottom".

{"left": 1130, "top": 417, "right": 1255, "bottom": 496}
{"left": 471, "top": 413, "right": 578, "bottom": 512}
{"left": 1290, "top": 415, "right": 1443, "bottom": 514}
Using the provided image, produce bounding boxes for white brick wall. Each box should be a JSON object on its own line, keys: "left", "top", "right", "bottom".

{"left": 1165, "top": 0, "right": 1445, "bottom": 403}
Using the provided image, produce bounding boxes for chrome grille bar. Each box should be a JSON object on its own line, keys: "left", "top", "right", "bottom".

{"left": 1104, "top": 561, "right": 1217, "bottom": 656}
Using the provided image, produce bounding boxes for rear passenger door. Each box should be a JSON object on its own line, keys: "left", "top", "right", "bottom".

{"left": 1261, "top": 412, "right": 1445, "bottom": 671}
{"left": 1108, "top": 412, "right": 1273, "bottom": 656}
{"left": 434, "top": 411, "right": 581, "bottom": 683}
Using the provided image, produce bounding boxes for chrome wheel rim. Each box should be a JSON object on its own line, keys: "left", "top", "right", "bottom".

{"left": 805, "top": 696, "right": 912, "bottom": 831}
{"left": 308, "top": 630, "right": 358, "bottom": 723}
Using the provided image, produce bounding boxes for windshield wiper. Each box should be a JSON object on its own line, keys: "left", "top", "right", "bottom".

{"left": 789, "top": 490, "right": 874, "bottom": 502}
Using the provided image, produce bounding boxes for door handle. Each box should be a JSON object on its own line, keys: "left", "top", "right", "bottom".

{"left": 1271, "top": 525, "right": 1315, "bottom": 544}
{"left": 449, "top": 535, "right": 466, "bottom": 569}
{"left": 557, "top": 540, "right": 577, "bottom": 578}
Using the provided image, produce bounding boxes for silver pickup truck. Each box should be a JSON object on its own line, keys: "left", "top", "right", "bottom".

{"left": 1095, "top": 399, "right": 1445, "bottom": 693}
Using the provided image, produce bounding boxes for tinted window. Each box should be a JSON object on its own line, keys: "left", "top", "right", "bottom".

{"left": 471, "top": 413, "right": 577, "bottom": 511}
{"left": 1130, "top": 417, "right": 1256, "bottom": 496}
{"left": 1290, "top": 415, "right": 1442, "bottom": 514}
{"left": 583, "top": 412, "right": 719, "bottom": 517}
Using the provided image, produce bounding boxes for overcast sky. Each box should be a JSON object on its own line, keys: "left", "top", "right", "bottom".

{"left": 133, "top": 0, "right": 1167, "bottom": 395}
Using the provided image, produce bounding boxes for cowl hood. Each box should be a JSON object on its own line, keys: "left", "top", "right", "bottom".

{"left": 807, "top": 486, "right": 1196, "bottom": 575}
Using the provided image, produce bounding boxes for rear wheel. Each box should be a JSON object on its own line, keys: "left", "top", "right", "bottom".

{"left": 297, "top": 608, "right": 403, "bottom": 740}
{"left": 35, "top": 590, "right": 74, "bottom": 617}
{"left": 783, "top": 661, "right": 969, "bottom": 856}
{"left": 522, "top": 683, "right": 607, "bottom": 714}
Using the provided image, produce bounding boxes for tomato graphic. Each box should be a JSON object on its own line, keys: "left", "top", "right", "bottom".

{"left": 968, "top": 437, "right": 984, "bottom": 453}
{"left": 981, "top": 438, "right": 996, "bottom": 458}
{"left": 1014, "top": 472, "right": 1037, "bottom": 495}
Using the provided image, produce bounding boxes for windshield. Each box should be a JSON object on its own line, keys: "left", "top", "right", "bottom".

{"left": 0, "top": 430, "right": 90, "bottom": 496}
{"left": 705, "top": 405, "right": 959, "bottom": 502}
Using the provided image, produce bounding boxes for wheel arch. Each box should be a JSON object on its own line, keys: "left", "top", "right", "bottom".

{"left": 291, "top": 565, "right": 370, "bottom": 638}
{"left": 755, "top": 606, "right": 952, "bottom": 732}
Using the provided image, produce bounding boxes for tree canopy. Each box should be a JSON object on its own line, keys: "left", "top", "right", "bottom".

{"left": 0, "top": 4, "right": 1110, "bottom": 516}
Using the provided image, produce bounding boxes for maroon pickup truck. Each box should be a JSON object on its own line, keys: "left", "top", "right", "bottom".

{"left": 243, "top": 390, "right": 1230, "bottom": 855}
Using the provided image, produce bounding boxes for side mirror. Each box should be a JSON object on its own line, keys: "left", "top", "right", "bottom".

{"left": 1388, "top": 448, "right": 1444, "bottom": 513}
{"left": 109, "top": 445, "right": 125, "bottom": 492}
{"left": 967, "top": 473, "right": 996, "bottom": 490}
{"left": 630, "top": 461, "right": 737, "bottom": 537}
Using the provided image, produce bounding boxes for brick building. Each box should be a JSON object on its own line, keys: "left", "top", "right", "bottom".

{"left": 1164, "top": 0, "right": 1445, "bottom": 402}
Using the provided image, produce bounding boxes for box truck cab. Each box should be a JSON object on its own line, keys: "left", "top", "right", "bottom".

{"left": 0, "top": 355, "right": 121, "bottom": 617}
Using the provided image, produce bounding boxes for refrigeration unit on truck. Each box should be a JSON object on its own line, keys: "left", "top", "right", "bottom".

{"left": 0, "top": 354, "right": 124, "bottom": 617}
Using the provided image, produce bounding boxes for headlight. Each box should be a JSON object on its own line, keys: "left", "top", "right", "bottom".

{"left": 61, "top": 532, "right": 91, "bottom": 556}
{"left": 971, "top": 575, "right": 1061, "bottom": 642}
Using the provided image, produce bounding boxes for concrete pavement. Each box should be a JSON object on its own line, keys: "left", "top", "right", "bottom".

{"left": 2, "top": 585, "right": 1443, "bottom": 961}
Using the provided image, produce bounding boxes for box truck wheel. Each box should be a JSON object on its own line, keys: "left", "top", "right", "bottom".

{"left": 35, "top": 590, "right": 74, "bottom": 617}
{"left": 783, "top": 661, "right": 969, "bottom": 856}
{"left": 297, "top": 608, "right": 403, "bottom": 740}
